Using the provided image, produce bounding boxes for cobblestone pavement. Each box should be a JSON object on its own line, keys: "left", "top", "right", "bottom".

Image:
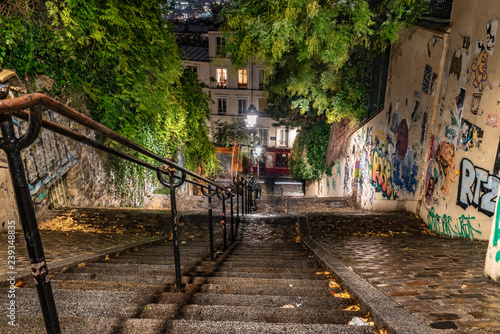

{"left": 255, "top": 196, "right": 497, "bottom": 333}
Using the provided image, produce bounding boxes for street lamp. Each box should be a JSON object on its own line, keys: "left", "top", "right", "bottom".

{"left": 245, "top": 104, "right": 258, "bottom": 128}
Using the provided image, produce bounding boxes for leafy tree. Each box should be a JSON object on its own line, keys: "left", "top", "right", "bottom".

{"left": 222, "top": 0, "right": 427, "bottom": 123}
{"left": 290, "top": 121, "right": 332, "bottom": 181}
{"left": 0, "top": 0, "right": 218, "bottom": 180}
{"left": 213, "top": 119, "right": 252, "bottom": 148}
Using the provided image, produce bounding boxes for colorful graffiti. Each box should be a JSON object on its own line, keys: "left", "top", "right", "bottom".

{"left": 471, "top": 51, "right": 488, "bottom": 92}
{"left": 425, "top": 138, "right": 456, "bottom": 206}
{"left": 458, "top": 119, "right": 484, "bottom": 151}
{"left": 371, "top": 148, "right": 393, "bottom": 199}
{"left": 487, "top": 114, "right": 499, "bottom": 128}
{"left": 344, "top": 158, "right": 350, "bottom": 192}
{"left": 457, "top": 158, "right": 500, "bottom": 217}
{"left": 455, "top": 87, "right": 466, "bottom": 124}
{"left": 494, "top": 139, "right": 500, "bottom": 175}
{"left": 393, "top": 147, "right": 419, "bottom": 194}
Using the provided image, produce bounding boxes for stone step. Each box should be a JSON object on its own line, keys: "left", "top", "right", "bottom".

{"left": 213, "top": 266, "right": 318, "bottom": 275}
{"left": 157, "top": 292, "right": 356, "bottom": 309}
{"left": 51, "top": 272, "right": 193, "bottom": 285}
{"left": 212, "top": 260, "right": 320, "bottom": 270}
{"left": 189, "top": 283, "right": 329, "bottom": 296}
{"left": 61, "top": 262, "right": 197, "bottom": 273}
{"left": 51, "top": 279, "right": 165, "bottom": 292}
{"left": 212, "top": 270, "right": 323, "bottom": 279}
{"left": 166, "top": 319, "right": 375, "bottom": 334}
{"left": 192, "top": 276, "right": 329, "bottom": 288}
{"left": 0, "top": 288, "right": 143, "bottom": 317}
{"left": 141, "top": 304, "right": 364, "bottom": 324}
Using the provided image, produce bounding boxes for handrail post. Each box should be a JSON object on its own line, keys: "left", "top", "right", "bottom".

{"left": 233, "top": 176, "right": 239, "bottom": 221}
{"left": 230, "top": 192, "right": 234, "bottom": 243}
{"left": 157, "top": 169, "right": 186, "bottom": 291}
{"left": 217, "top": 189, "right": 230, "bottom": 250}
{"left": 201, "top": 185, "right": 216, "bottom": 261}
{"left": 0, "top": 110, "right": 61, "bottom": 333}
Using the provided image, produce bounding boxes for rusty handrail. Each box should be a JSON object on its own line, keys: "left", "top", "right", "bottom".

{"left": 0, "top": 93, "right": 229, "bottom": 193}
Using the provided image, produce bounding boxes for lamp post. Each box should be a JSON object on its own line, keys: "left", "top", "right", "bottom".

{"left": 245, "top": 61, "right": 259, "bottom": 212}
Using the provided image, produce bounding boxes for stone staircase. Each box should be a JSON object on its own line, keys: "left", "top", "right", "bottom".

{"left": 0, "top": 216, "right": 375, "bottom": 333}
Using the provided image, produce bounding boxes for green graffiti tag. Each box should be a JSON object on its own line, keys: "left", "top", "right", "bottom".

{"left": 337, "top": 161, "right": 342, "bottom": 178}
{"left": 456, "top": 214, "right": 480, "bottom": 239}
{"left": 493, "top": 196, "right": 500, "bottom": 261}
{"left": 427, "top": 207, "right": 480, "bottom": 239}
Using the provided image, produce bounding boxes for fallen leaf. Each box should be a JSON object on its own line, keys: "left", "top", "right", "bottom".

{"left": 344, "top": 305, "right": 361, "bottom": 311}
{"left": 78, "top": 263, "right": 86, "bottom": 268}
{"left": 15, "top": 281, "right": 24, "bottom": 287}
{"left": 329, "top": 281, "right": 341, "bottom": 289}
{"left": 281, "top": 304, "right": 295, "bottom": 309}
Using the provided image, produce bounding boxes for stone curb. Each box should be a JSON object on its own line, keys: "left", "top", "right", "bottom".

{"left": 298, "top": 218, "right": 435, "bottom": 334}
{"left": 0, "top": 236, "right": 166, "bottom": 285}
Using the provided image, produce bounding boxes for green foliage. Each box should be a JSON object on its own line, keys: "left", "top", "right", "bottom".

{"left": 0, "top": 1, "right": 218, "bottom": 200}
{"left": 222, "top": 0, "right": 427, "bottom": 123}
{"left": 213, "top": 119, "right": 252, "bottom": 147}
{"left": 290, "top": 121, "right": 333, "bottom": 181}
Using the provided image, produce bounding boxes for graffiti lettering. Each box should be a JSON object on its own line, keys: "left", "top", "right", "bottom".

{"left": 456, "top": 214, "right": 480, "bottom": 239}
{"left": 457, "top": 158, "right": 500, "bottom": 217}
{"left": 427, "top": 207, "right": 480, "bottom": 239}
{"left": 371, "top": 149, "right": 393, "bottom": 199}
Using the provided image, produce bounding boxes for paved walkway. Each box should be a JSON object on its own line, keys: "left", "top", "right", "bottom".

{"left": 1, "top": 194, "right": 498, "bottom": 333}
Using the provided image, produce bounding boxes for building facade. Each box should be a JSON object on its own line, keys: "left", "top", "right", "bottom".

{"left": 180, "top": 29, "right": 298, "bottom": 176}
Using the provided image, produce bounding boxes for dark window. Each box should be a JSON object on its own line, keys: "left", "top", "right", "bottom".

{"left": 366, "top": 48, "right": 391, "bottom": 118}
{"left": 238, "top": 99, "right": 247, "bottom": 115}
{"left": 218, "top": 98, "right": 227, "bottom": 114}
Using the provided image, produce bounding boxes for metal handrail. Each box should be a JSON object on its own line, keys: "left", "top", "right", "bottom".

{"left": 0, "top": 93, "right": 250, "bottom": 334}
{"left": 0, "top": 93, "right": 230, "bottom": 193}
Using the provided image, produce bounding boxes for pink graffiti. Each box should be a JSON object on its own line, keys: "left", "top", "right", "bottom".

{"left": 487, "top": 113, "right": 499, "bottom": 128}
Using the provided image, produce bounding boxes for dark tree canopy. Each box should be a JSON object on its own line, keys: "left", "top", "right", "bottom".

{"left": 222, "top": 0, "right": 427, "bottom": 124}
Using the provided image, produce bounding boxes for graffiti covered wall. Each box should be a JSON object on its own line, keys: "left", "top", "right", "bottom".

{"left": 0, "top": 107, "right": 153, "bottom": 230}
{"left": 312, "top": 2, "right": 500, "bottom": 243}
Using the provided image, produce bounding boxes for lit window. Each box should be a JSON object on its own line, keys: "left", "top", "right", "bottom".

{"left": 238, "top": 99, "right": 247, "bottom": 115}
{"left": 238, "top": 69, "right": 248, "bottom": 89}
{"left": 216, "top": 68, "right": 227, "bottom": 88}
{"left": 218, "top": 97, "right": 227, "bottom": 114}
